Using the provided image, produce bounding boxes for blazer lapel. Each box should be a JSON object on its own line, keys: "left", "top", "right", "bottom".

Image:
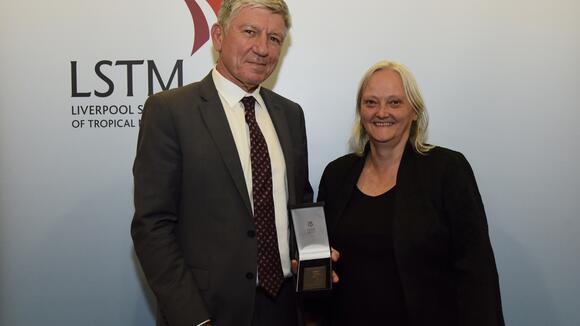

{"left": 329, "top": 154, "right": 365, "bottom": 234}
{"left": 197, "top": 73, "right": 253, "bottom": 215}
{"left": 394, "top": 144, "right": 421, "bottom": 200}
{"left": 329, "top": 144, "right": 417, "bottom": 235}
{"left": 394, "top": 144, "right": 418, "bottom": 197}
{"left": 392, "top": 144, "right": 422, "bottom": 238}
{"left": 261, "top": 89, "right": 297, "bottom": 205}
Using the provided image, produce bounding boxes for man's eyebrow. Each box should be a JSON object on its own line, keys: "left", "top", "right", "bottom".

{"left": 239, "top": 24, "right": 260, "bottom": 30}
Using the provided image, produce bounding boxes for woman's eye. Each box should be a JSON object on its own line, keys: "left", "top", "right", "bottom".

{"left": 389, "top": 99, "right": 402, "bottom": 106}
{"left": 363, "top": 99, "right": 377, "bottom": 106}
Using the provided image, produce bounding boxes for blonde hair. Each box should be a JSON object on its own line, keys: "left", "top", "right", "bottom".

{"left": 218, "top": 0, "right": 291, "bottom": 31}
{"left": 350, "top": 60, "right": 433, "bottom": 155}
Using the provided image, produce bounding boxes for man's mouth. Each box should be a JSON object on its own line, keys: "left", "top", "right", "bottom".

{"left": 248, "top": 59, "right": 267, "bottom": 66}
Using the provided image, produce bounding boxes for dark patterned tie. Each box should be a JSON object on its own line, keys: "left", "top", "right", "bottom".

{"left": 241, "top": 96, "right": 284, "bottom": 297}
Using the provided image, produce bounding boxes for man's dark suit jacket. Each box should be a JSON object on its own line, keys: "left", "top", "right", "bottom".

{"left": 131, "top": 72, "right": 313, "bottom": 326}
{"left": 317, "top": 144, "right": 504, "bottom": 326}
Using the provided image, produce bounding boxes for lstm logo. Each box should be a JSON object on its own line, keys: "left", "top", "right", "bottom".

{"left": 185, "top": 0, "right": 223, "bottom": 55}
{"left": 70, "top": 1, "right": 224, "bottom": 98}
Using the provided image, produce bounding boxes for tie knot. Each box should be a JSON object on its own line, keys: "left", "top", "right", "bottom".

{"left": 241, "top": 96, "right": 256, "bottom": 111}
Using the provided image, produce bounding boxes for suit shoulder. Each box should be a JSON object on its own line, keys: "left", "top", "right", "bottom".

{"left": 148, "top": 81, "right": 205, "bottom": 104}
{"left": 322, "top": 153, "right": 361, "bottom": 177}
{"left": 417, "top": 146, "right": 473, "bottom": 177}
{"left": 261, "top": 88, "right": 300, "bottom": 109}
{"left": 142, "top": 79, "right": 214, "bottom": 119}
{"left": 421, "top": 145, "right": 468, "bottom": 164}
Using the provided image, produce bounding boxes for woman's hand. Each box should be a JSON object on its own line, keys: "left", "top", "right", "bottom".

{"left": 291, "top": 247, "right": 341, "bottom": 283}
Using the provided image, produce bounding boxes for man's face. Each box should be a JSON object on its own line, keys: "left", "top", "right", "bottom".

{"left": 212, "top": 6, "right": 286, "bottom": 92}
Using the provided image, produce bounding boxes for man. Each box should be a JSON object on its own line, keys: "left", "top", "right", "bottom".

{"left": 131, "top": 1, "right": 313, "bottom": 326}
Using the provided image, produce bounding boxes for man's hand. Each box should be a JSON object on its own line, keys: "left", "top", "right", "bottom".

{"left": 291, "top": 247, "right": 341, "bottom": 283}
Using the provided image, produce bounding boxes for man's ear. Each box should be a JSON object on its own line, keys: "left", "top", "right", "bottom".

{"left": 211, "top": 23, "right": 223, "bottom": 52}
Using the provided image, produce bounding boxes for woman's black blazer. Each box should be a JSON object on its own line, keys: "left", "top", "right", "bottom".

{"left": 318, "top": 144, "right": 505, "bottom": 326}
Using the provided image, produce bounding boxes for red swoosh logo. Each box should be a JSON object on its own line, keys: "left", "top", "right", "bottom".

{"left": 185, "top": 0, "right": 222, "bottom": 55}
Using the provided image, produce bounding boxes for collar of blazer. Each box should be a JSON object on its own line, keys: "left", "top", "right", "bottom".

{"left": 328, "top": 142, "right": 422, "bottom": 234}
{"left": 259, "top": 88, "right": 297, "bottom": 206}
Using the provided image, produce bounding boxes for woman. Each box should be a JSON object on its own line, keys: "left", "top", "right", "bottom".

{"left": 318, "top": 60, "right": 504, "bottom": 325}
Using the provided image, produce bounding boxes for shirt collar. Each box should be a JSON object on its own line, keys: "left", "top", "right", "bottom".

{"left": 212, "top": 68, "right": 265, "bottom": 109}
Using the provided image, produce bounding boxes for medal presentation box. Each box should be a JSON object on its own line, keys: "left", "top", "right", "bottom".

{"left": 290, "top": 203, "right": 332, "bottom": 292}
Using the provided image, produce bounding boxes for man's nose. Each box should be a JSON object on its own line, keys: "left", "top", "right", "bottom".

{"left": 253, "top": 34, "right": 269, "bottom": 56}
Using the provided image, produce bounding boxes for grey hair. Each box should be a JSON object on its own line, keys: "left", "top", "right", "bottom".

{"left": 218, "top": 0, "right": 291, "bottom": 31}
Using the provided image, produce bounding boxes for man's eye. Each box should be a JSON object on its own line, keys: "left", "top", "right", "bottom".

{"left": 269, "top": 36, "right": 282, "bottom": 44}
{"left": 244, "top": 29, "right": 256, "bottom": 36}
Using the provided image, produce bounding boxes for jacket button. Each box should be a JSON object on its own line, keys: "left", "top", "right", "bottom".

{"left": 247, "top": 230, "right": 255, "bottom": 238}
{"left": 246, "top": 272, "right": 254, "bottom": 280}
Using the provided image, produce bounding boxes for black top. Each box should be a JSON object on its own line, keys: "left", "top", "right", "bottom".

{"left": 331, "top": 185, "right": 410, "bottom": 325}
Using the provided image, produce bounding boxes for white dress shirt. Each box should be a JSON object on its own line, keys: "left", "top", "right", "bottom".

{"left": 211, "top": 69, "right": 291, "bottom": 279}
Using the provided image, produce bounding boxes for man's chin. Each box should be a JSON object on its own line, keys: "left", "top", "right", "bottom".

{"left": 242, "top": 74, "right": 270, "bottom": 87}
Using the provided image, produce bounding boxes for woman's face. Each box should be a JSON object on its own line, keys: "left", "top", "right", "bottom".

{"left": 359, "top": 69, "right": 417, "bottom": 149}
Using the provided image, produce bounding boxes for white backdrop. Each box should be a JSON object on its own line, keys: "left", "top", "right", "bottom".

{"left": 1, "top": 0, "right": 579, "bottom": 325}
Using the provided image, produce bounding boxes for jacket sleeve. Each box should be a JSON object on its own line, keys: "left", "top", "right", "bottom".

{"left": 298, "top": 105, "right": 314, "bottom": 204}
{"left": 442, "top": 152, "right": 505, "bottom": 326}
{"left": 317, "top": 166, "right": 328, "bottom": 203}
{"left": 131, "top": 95, "right": 210, "bottom": 326}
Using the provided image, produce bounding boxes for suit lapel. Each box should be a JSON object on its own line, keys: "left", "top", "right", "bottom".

{"left": 394, "top": 144, "right": 420, "bottom": 208}
{"left": 197, "top": 73, "right": 253, "bottom": 215}
{"left": 392, "top": 144, "right": 422, "bottom": 241}
{"left": 330, "top": 155, "right": 365, "bottom": 234}
{"left": 261, "top": 89, "right": 297, "bottom": 205}
{"left": 329, "top": 144, "right": 419, "bottom": 234}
